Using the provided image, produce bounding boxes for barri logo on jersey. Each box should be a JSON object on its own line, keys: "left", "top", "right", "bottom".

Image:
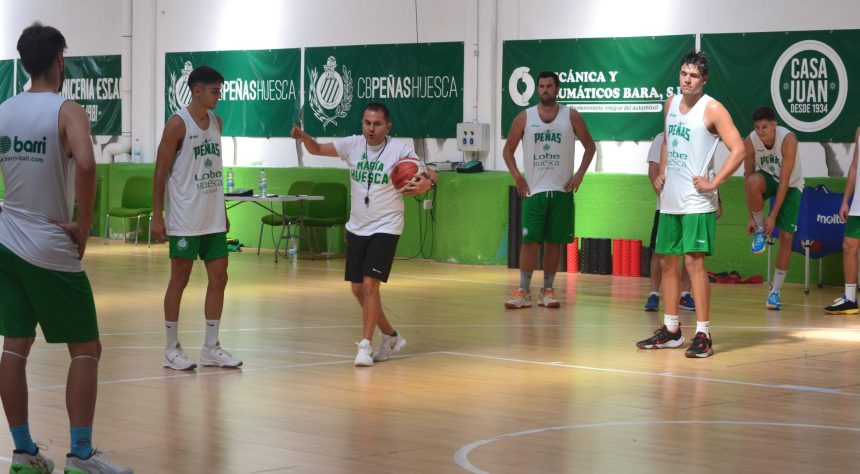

{"left": 0, "top": 135, "right": 48, "bottom": 162}
{"left": 771, "top": 40, "right": 847, "bottom": 133}
{"left": 508, "top": 66, "right": 535, "bottom": 106}
{"left": 167, "top": 61, "right": 194, "bottom": 116}
{"left": 308, "top": 56, "right": 353, "bottom": 129}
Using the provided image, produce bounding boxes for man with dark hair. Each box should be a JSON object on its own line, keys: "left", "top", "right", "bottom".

{"left": 0, "top": 23, "right": 132, "bottom": 473}
{"left": 502, "top": 70, "right": 596, "bottom": 309}
{"left": 636, "top": 50, "right": 745, "bottom": 358}
{"left": 291, "top": 102, "right": 437, "bottom": 366}
{"left": 743, "top": 106, "right": 802, "bottom": 310}
{"left": 152, "top": 65, "right": 243, "bottom": 371}
{"left": 824, "top": 126, "right": 860, "bottom": 315}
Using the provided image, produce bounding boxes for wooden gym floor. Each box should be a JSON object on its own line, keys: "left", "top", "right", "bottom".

{"left": 0, "top": 244, "right": 858, "bottom": 473}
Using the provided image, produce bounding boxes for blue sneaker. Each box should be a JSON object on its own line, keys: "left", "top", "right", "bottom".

{"left": 644, "top": 293, "right": 660, "bottom": 311}
{"left": 679, "top": 293, "right": 695, "bottom": 311}
{"left": 751, "top": 230, "right": 766, "bottom": 254}
{"left": 767, "top": 291, "right": 781, "bottom": 310}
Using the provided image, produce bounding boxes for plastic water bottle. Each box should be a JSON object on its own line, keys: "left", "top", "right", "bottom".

{"left": 259, "top": 170, "right": 267, "bottom": 197}
{"left": 132, "top": 138, "right": 142, "bottom": 163}
{"left": 226, "top": 169, "right": 234, "bottom": 192}
{"left": 287, "top": 235, "right": 298, "bottom": 261}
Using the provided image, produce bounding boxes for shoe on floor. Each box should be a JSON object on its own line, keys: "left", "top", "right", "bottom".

{"left": 373, "top": 332, "right": 407, "bottom": 362}
{"left": 685, "top": 332, "right": 714, "bottom": 358}
{"left": 162, "top": 342, "right": 196, "bottom": 371}
{"left": 636, "top": 325, "right": 684, "bottom": 349}
{"left": 824, "top": 297, "right": 860, "bottom": 315}
{"left": 766, "top": 291, "right": 781, "bottom": 310}
{"left": 537, "top": 288, "right": 560, "bottom": 308}
{"left": 354, "top": 339, "right": 374, "bottom": 367}
{"left": 504, "top": 288, "right": 531, "bottom": 309}
{"left": 199, "top": 342, "right": 243, "bottom": 368}
{"left": 10, "top": 446, "right": 54, "bottom": 474}
{"left": 65, "top": 450, "right": 133, "bottom": 474}
{"left": 679, "top": 293, "right": 696, "bottom": 311}
{"left": 644, "top": 293, "right": 660, "bottom": 312}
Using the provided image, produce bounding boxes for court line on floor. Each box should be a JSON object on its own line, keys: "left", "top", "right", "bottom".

{"left": 453, "top": 420, "right": 860, "bottom": 474}
{"left": 438, "top": 351, "right": 859, "bottom": 397}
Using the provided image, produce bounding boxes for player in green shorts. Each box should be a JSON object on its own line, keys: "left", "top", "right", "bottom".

{"left": 502, "top": 71, "right": 596, "bottom": 309}
{"left": 824, "top": 126, "right": 860, "bottom": 315}
{"left": 743, "top": 106, "right": 803, "bottom": 310}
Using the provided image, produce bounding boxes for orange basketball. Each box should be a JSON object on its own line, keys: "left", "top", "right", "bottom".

{"left": 391, "top": 159, "right": 420, "bottom": 189}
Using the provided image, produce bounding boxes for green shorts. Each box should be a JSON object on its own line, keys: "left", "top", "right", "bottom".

{"left": 169, "top": 232, "right": 228, "bottom": 260}
{"left": 845, "top": 216, "right": 860, "bottom": 239}
{"left": 522, "top": 191, "right": 574, "bottom": 244}
{"left": 758, "top": 171, "right": 801, "bottom": 233}
{"left": 0, "top": 244, "right": 99, "bottom": 343}
{"left": 655, "top": 212, "right": 716, "bottom": 256}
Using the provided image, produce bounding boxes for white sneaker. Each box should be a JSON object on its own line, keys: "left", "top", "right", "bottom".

{"left": 537, "top": 288, "right": 560, "bottom": 308}
{"left": 162, "top": 342, "right": 196, "bottom": 370}
{"left": 354, "top": 339, "right": 374, "bottom": 367}
{"left": 65, "top": 450, "right": 133, "bottom": 474}
{"left": 373, "top": 332, "right": 407, "bottom": 362}
{"left": 504, "top": 288, "right": 532, "bottom": 309}
{"left": 11, "top": 447, "right": 54, "bottom": 473}
{"left": 199, "top": 342, "right": 243, "bottom": 368}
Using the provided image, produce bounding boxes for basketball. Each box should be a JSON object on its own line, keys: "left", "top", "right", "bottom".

{"left": 391, "top": 159, "right": 421, "bottom": 189}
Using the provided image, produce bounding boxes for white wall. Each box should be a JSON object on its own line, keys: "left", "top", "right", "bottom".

{"left": 1, "top": 0, "right": 857, "bottom": 173}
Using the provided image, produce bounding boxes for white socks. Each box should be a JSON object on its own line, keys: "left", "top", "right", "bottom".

{"left": 165, "top": 321, "right": 178, "bottom": 348}
{"left": 664, "top": 314, "right": 680, "bottom": 332}
{"left": 772, "top": 269, "right": 787, "bottom": 293}
{"left": 205, "top": 319, "right": 221, "bottom": 347}
{"left": 751, "top": 211, "right": 765, "bottom": 230}
{"left": 846, "top": 284, "right": 857, "bottom": 303}
{"left": 696, "top": 320, "right": 710, "bottom": 336}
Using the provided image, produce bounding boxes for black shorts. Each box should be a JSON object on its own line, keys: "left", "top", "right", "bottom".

{"left": 649, "top": 210, "right": 660, "bottom": 249}
{"left": 345, "top": 232, "right": 400, "bottom": 283}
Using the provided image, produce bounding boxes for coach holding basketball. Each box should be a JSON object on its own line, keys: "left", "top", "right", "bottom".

{"left": 291, "top": 102, "right": 436, "bottom": 367}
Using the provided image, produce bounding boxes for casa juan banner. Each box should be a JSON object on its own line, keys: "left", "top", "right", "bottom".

{"left": 502, "top": 35, "right": 695, "bottom": 140}
{"left": 165, "top": 49, "right": 300, "bottom": 137}
{"left": 303, "top": 42, "right": 464, "bottom": 138}
{"left": 702, "top": 30, "right": 860, "bottom": 142}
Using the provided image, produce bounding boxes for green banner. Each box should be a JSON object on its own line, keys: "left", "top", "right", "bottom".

{"left": 502, "top": 35, "right": 695, "bottom": 140}
{"left": 303, "top": 42, "right": 464, "bottom": 138}
{"left": 13, "top": 55, "right": 122, "bottom": 135}
{"left": 63, "top": 55, "right": 121, "bottom": 136}
{"left": 0, "top": 60, "right": 13, "bottom": 104}
{"left": 165, "top": 49, "right": 300, "bottom": 137}
{"left": 702, "top": 30, "right": 860, "bottom": 142}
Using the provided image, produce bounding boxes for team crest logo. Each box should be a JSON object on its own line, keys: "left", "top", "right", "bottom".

{"left": 177, "top": 237, "right": 188, "bottom": 250}
{"left": 771, "top": 40, "right": 847, "bottom": 133}
{"left": 205, "top": 157, "right": 213, "bottom": 169}
{"left": 168, "top": 61, "right": 194, "bottom": 115}
{"left": 308, "top": 56, "right": 353, "bottom": 129}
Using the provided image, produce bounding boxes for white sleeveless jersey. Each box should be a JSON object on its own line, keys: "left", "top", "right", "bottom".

{"left": 750, "top": 126, "right": 804, "bottom": 190}
{"left": 850, "top": 133, "right": 860, "bottom": 216}
{"left": 0, "top": 92, "right": 83, "bottom": 272}
{"left": 165, "top": 108, "right": 227, "bottom": 236}
{"left": 522, "top": 105, "right": 576, "bottom": 194}
{"left": 661, "top": 95, "right": 720, "bottom": 214}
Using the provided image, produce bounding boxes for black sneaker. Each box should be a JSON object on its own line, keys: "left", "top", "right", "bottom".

{"left": 685, "top": 332, "right": 713, "bottom": 358}
{"left": 824, "top": 297, "right": 860, "bottom": 315}
{"left": 636, "top": 325, "right": 684, "bottom": 349}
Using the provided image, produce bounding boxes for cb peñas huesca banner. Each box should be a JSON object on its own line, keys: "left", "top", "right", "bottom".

{"left": 702, "top": 30, "right": 860, "bottom": 142}
{"left": 502, "top": 35, "right": 695, "bottom": 140}
{"left": 165, "top": 49, "right": 300, "bottom": 137}
{"left": 303, "top": 42, "right": 463, "bottom": 138}
{"left": 13, "top": 55, "right": 121, "bottom": 135}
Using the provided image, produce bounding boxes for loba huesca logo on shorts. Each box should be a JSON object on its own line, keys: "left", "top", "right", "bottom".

{"left": 168, "top": 61, "right": 194, "bottom": 116}
{"left": 508, "top": 66, "right": 535, "bottom": 106}
{"left": 308, "top": 56, "right": 353, "bottom": 129}
{"left": 177, "top": 237, "right": 189, "bottom": 250}
{"left": 771, "top": 40, "right": 847, "bottom": 133}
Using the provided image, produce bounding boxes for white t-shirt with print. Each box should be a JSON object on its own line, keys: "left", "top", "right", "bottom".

{"left": 333, "top": 135, "right": 424, "bottom": 236}
{"left": 646, "top": 132, "right": 663, "bottom": 211}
